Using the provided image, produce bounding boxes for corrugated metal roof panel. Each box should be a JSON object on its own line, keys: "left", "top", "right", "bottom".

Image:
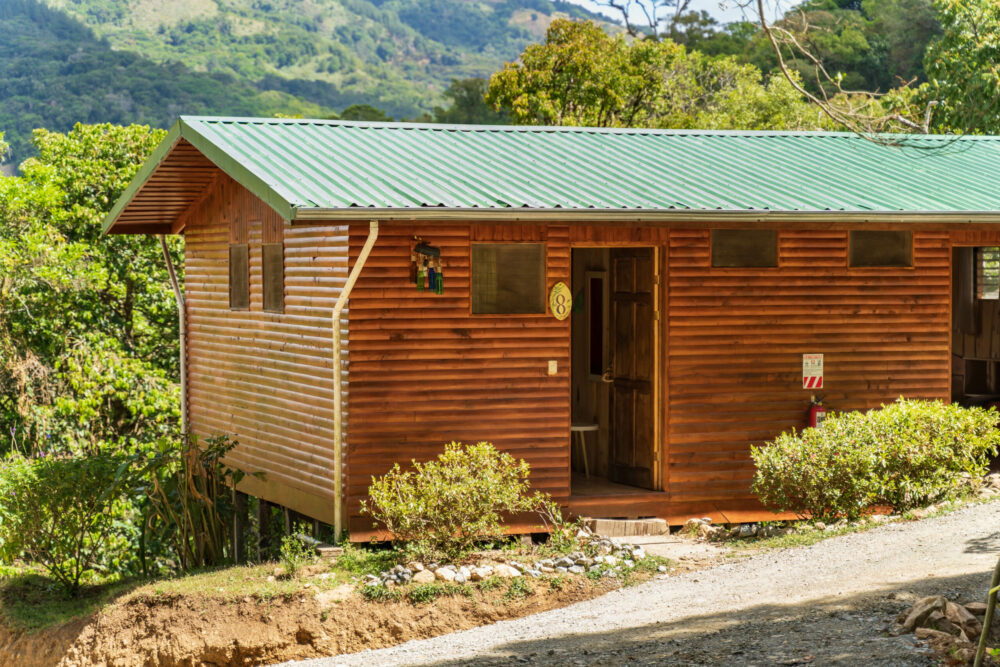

{"left": 103, "top": 116, "right": 1000, "bottom": 232}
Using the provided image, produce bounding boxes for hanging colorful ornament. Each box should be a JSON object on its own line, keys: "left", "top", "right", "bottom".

{"left": 411, "top": 239, "right": 442, "bottom": 295}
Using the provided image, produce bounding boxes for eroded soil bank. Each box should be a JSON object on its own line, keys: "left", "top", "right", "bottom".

{"left": 0, "top": 578, "right": 615, "bottom": 666}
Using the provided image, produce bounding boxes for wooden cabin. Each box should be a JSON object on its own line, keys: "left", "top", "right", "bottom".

{"left": 104, "top": 117, "right": 1000, "bottom": 538}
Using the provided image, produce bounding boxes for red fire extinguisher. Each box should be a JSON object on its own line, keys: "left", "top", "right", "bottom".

{"left": 808, "top": 395, "right": 828, "bottom": 428}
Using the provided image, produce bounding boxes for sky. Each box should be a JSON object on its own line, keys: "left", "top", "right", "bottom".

{"left": 568, "top": 0, "right": 800, "bottom": 27}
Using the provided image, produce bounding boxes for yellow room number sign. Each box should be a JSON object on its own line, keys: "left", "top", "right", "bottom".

{"left": 549, "top": 281, "right": 572, "bottom": 321}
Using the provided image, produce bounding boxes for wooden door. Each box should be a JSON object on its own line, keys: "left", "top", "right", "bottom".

{"left": 609, "top": 248, "right": 658, "bottom": 489}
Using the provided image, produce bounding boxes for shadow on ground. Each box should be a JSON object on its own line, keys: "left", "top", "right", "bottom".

{"left": 408, "top": 569, "right": 999, "bottom": 666}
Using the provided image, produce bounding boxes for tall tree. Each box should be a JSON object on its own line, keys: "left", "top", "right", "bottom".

{"left": 0, "top": 124, "right": 178, "bottom": 455}
{"left": 433, "top": 79, "right": 508, "bottom": 125}
{"left": 486, "top": 19, "right": 831, "bottom": 131}
{"left": 924, "top": 0, "right": 1000, "bottom": 133}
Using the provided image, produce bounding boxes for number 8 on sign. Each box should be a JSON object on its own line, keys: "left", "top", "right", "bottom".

{"left": 549, "top": 282, "right": 572, "bottom": 321}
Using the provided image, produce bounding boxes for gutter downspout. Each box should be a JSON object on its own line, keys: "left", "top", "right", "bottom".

{"left": 159, "top": 235, "right": 187, "bottom": 434}
{"left": 332, "top": 220, "right": 379, "bottom": 542}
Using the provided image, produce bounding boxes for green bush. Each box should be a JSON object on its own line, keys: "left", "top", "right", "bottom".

{"left": 751, "top": 399, "right": 1000, "bottom": 522}
{"left": 0, "top": 452, "right": 140, "bottom": 594}
{"left": 279, "top": 525, "right": 317, "bottom": 577}
{"left": 362, "top": 441, "right": 557, "bottom": 560}
{"left": 137, "top": 434, "right": 254, "bottom": 573}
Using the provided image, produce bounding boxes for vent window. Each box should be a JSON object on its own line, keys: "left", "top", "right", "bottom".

{"left": 711, "top": 229, "right": 778, "bottom": 268}
{"left": 977, "top": 247, "right": 1000, "bottom": 300}
{"left": 849, "top": 231, "right": 913, "bottom": 267}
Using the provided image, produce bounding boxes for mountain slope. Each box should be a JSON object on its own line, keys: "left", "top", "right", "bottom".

{"left": 0, "top": 0, "right": 333, "bottom": 164}
{"left": 38, "top": 0, "right": 606, "bottom": 117}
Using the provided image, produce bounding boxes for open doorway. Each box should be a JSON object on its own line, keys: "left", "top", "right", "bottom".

{"left": 952, "top": 246, "right": 1000, "bottom": 406}
{"left": 570, "top": 247, "right": 659, "bottom": 497}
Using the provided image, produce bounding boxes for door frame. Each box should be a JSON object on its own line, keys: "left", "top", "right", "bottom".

{"left": 568, "top": 243, "right": 666, "bottom": 493}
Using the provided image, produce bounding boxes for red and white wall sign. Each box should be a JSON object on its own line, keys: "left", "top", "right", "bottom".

{"left": 802, "top": 353, "right": 824, "bottom": 389}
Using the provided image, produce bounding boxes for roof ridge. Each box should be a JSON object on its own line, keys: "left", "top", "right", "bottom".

{"left": 178, "top": 116, "right": 992, "bottom": 141}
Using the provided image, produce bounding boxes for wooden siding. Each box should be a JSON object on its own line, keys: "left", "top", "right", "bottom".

{"left": 346, "top": 224, "right": 957, "bottom": 532}
{"left": 666, "top": 229, "right": 951, "bottom": 506}
{"left": 345, "top": 224, "right": 572, "bottom": 534}
{"left": 185, "top": 172, "right": 347, "bottom": 521}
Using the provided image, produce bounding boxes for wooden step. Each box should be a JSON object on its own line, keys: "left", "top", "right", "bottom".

{"left": 584, "top": 517, "right": 669, "bottom": 537}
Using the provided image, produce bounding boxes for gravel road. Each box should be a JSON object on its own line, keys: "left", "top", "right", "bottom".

{"left": 286, "top": 501, "right": 1000, "bottom": 666}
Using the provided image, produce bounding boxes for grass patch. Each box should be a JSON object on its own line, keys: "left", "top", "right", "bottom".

{"left": 502, "top": 577, "right": 533, "bottom": 602}
{"left": 476, "top": 576, "right": 504, "bottom": 592}
{"left": 0, "top": 571, "right": 145, "bottom": 632}
{"left": 406, "top": 582, "right": 472, "bottom": 605}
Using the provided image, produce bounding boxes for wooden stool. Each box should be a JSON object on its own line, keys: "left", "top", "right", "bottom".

{"left": 571, "top": 423, "right": 598, "bottom": 479}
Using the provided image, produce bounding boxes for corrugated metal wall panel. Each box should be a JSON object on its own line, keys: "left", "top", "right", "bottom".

{"left": 665, "top": 229, "right": 951, "bottom": 503}
{"left": 185, "top": 173, "right": 348, "bottom": 520}
{"left": 345, "top": 223, "right": 571, "bottom": 533}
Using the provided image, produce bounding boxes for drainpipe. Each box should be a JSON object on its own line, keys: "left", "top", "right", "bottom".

{"left": 159, "top": 235, "right": 187, "bottom": 434}
{"left": 332, "top": 220, "right": 379, "bottom": 543}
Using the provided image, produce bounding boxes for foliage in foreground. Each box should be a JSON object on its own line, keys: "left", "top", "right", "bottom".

{"left": 138, "top": 435, "right": 252, "bottom": 574}
{"left": 751, "top": 399, "right": 1000, "bottom": 522}
{"left": 363, "top": 441, "right": 558, "bottom": 560}
{"left": 0, "top": 451, "right": 139, "bottom": 594}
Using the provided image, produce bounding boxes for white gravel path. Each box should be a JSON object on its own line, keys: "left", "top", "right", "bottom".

{"left": 285, "top": 501, "right": 1000, "bottom": 666}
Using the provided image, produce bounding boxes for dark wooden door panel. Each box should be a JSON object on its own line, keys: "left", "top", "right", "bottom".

{"left": 609, "top": 247, "right": 658, "bottom": 489}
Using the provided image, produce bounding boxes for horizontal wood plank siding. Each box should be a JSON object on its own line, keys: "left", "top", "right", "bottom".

{"left": 345, "top": 224, "right": 571, "bottom": 532}
{"left": 185, "top": 173, "right": 347, "bottom": 521}
{"left": 666, "top": 229, "right": 951, "bottom": 504}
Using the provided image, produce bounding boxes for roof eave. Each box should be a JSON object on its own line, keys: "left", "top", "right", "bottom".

{"left": 101, "top": 118, "right": 298, "bottom": 235}
{"left": 291, "top": 207, "right": 1000, "bottom": 224}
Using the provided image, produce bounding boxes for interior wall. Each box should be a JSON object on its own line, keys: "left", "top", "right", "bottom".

{"left": 570, "top": 248, "right": 611, "bottom": 478}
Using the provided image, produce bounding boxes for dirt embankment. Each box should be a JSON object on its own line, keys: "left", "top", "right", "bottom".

{"left": 0, "top": 579, "right": 614, "bottom": 666}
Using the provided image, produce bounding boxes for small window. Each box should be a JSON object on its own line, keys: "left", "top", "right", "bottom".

{"left": 587, "top": 272, "right": 607, "bottom": 377}
{"left": 471, "top": 243, "right": 545, "bottom": 314}
{"left": 849, "top": 230, "right": 912, "bottom": 267}
{"left": 229, "top": 244, "right": 249, "bottom": 309}
{"left": 711, "top": 229, "right": 778, "bottom": 268}
{"left": 977, "top": 247, "right": 1000, "bottom": 300}
{"left": 262, "top": 243, "right": 284, "bottom": 312}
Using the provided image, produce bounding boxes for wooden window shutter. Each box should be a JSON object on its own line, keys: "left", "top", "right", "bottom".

{"left": 954, "top": 247, "right": 977, "bottom": 335}
{"left": 471, "top": 243, "right": 546, "bottom": 314}
{"left": 262, "top": 243, "right": 284, "bottom": 313}
{"left": 229, "top": 244, "right": 249, "bottom": 309}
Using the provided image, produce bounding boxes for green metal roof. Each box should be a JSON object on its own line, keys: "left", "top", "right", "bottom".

{"left": 103, "top": 116, "right": 1000, "bottom": 233}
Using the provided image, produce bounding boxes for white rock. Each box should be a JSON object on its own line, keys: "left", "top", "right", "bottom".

{"left": 434, "top": 567, "right": 457, "bottom": 582}
{"left": 458, "top": 566, "right": 472, "bottom": 579}
{"left": 412, "top": 569, "right": 435, "bottom": 584}
{"left": 494, "top": 564, "right": 521, "bottom": 578}
{"left": 568, "top": 565, "right": 585, "bottom": 575}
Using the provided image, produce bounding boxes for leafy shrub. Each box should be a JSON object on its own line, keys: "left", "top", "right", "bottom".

{"left": 137, "top": 434, "right": 256, "bottom": 573}
{"left": 362, "top": 441, "right": 557, "bottom": 560}
{"left": 280, "top": 526, "right": 316, "bottom": 577}
{"left": 0, "top": 451, "right": 140, "bottom": 594}
{"left": 752, "top": 399, "right": 1000, "bottom": 521}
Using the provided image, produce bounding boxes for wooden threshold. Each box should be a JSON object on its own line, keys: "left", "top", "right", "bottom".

{"left": 566, "top": 492, "right": 801, "bottom": 525}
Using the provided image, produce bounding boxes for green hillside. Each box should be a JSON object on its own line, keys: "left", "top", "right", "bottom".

{"left": 0, "top": 0, "right": 604, "bottom": 164}
{"left": 38, "top": 0, "right": 603, "bottom": 116}
{"left": 0, "top": 0, "right": 337, "bottom": 164}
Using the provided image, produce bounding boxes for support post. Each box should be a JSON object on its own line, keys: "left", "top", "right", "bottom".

{"left": 257, "top": 499, "right": 272, "bottom": 561}
{"left": 332, "top": 220, "right": 379, "bottom": 543}
{"left": 158, "top": 235, "right": 187, "bottom": 433}
{"left": 233, "top": 490, "right": 248, "bottom": 564}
